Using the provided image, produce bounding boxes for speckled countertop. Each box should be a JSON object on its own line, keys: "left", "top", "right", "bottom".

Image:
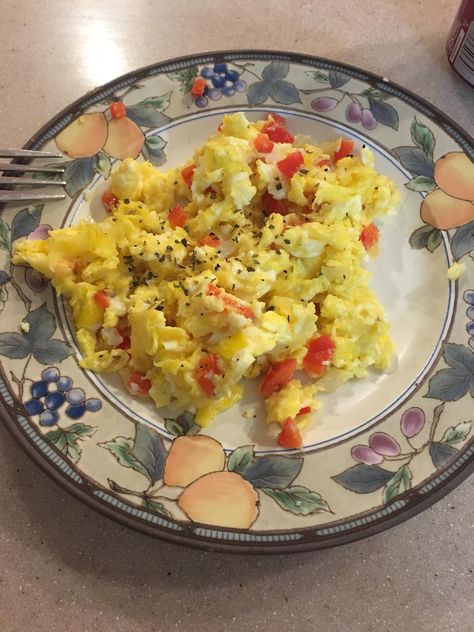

{"left": 0, "top": 1, "right": 473, "bottom": 630}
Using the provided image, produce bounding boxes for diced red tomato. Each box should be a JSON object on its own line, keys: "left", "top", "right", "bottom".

{"left": 277, "top": 417, "right": 303, "bottom": 449}
{"left": 253, "top": 133, "right": 274, "bottom": 153}
{"left": 199, "top": 234, "right": 220, "bottom": 248}
{"left": 101, "top": 189, "right": 119, "bottom": 213}
{"left": 94, "top": 290, "right": 110, "bottom": 309}
{"left": 181, "top": 163, "right": 196, "bottom": 187}
{"left": 207, "top": 284, "right": 254, "bottom": 319}
{"left": 115, "top": 320, "right": 131, "bottom": 350}
{"left": 360, "top": 223, "right": 380, "bottom": 251}
{"left": 127, "top": 371, "right": 152, "bottom": 395}
{"left": 224, "top": 296, "right": 254, "bottom": 319}
{"left": 116, "top": 336, "right": 131, "bottom": 350}
{"left": 195, "top": 353, "right": 220, "bottom": 397}
{"left": 334, "top": 138, "right": 355, "bottom": 162}
{"left": 261, "top": 191, "right": 291, "bottom": 216}
{"left": 110, "top": 101, "right": 126, "bottom": 119}
{"left": 169, "top": 205, "right": 188, "bottom": 229}
{"left": 297, "top": 406, "right": 312, "bottom": 416}
{"left": 268, "top": 113, "right": 287, "bottom": 127}
{"left": 316, "top": 158, "right": 330, "bottom": 167}
{"left": 277, "top": 151, "right": 304, "bottom": 179}
{"left": 303, "top": 335, "right": 336, "bottom": 376}
{"left": 207, "top": 283, "right": 222, "bottom": 297}
{"left": 260, "top": 358, "right": 297, "bottom": 397}
{"left": 191, "top": 77, "right": 207, "bottom": 97}
{"left": 263, "top": 123, "right": 294, "bottom": 144}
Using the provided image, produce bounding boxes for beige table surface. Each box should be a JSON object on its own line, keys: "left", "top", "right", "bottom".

{"left": 1, "top": 1, "right": 473, "bottom": 630}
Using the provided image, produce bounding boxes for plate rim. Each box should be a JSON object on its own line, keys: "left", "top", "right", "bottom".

{"left": 1, "top": 48, "right": 473, "bottom": 554}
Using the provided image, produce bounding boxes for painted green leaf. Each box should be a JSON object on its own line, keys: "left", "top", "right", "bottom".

{"left": 368, "top": 97, "right": 399, "bottom": 130}
{"left": 410, "top": 117, "right": 435, "bottom": 159}
{"left": 167, "top": 67, "right": 198, "bottom": 93}
{"left": 333, "top": 463, "right": 393, "bottom": 493}
{"left": 383, "top": 465, "right": 412, "bottom": 503}
{"left": 305, "top": 70, "right": 329, "bottom": 83}
{"left": 131, "top": 424, "right": 167, "bottom": 483}
{"left": 93, "top": 152, "right": 111, "bottom": 180}
{"left": 262, "top": 486, "right": 331, "bottom": 515}
{"left": 426, "top": 228, "right": 442, "bottom": 253}
{"left": 451, "top": 221, "right": 474, "bottom": 261}
{"left": 393, "top": 146, "right": 435, "bottom": 178}
{"left": 241, "top": 456, "right": 302, "bottom": 489}
{"left": 143, "top": 498, "right": 172, "bottom": 517}
{"left": 426, "top": 343, "right": 474, "bottom": 401}
{"left": 0, "top": 270, "right": 10, "bottom": 285}
{"left": 328, "top": 70, "right": 350, "bottom": 89}
{"left": 405, "top": 175, "right": 436, "bottom": 192}
{"left": 247, "top": 81, "right": 269, "bottom": 107}
{"left": 164, "top": 419, "right": 184, "bottom": 436}
{"left": 267, "top": 80, "right": 301, "bottom": 105}
{"left": 440, "top": 421, "right": 472, "bottom": 444}
{"left": 64, "top": 158, "right": 95, "bottom": 197}
{"left": 409, "top": 224, "right": 438, "bottom": 250}
{"left": 127, "top": 94, "right": 172, "bottom": 128}
{"left": 142, "top": 135, "right": 167, "bottom": 166}
{"left": 360, "top": 87, "right": 391, "bottom": 100}
{"left": 100, "top": 436, "right": 149, "bottom": 477}
{"left": 33, "top": 339, "right": 72, "bottom": 364}
{"left": 228, "top": 445, "right": 254, "bottom": 474}
{"left": 11, "top": 205, "right": 43, "bottom": 242}
{"left": 47, "top": 429, "right": 68, "bottom": 453}
{"left": 262, "top": 61, "right": 289, "bottom": 82}
{"left": 146, "top": 135, "right": 167, "bottom": 150}
{"left": 426, "top": 367, "right": 472, "bottom": 401}
{"left": 0, "top": 219, "right": 11, "bottom": 251}
{"left": 0, "top": 332, "right": 31, "bottom": 359}
{"left": 46, "top": 424, "right": 96, "bottom": 464}
{"left": 24, "top": 303, "right": 55, "bottom": 342}
{"left": 0, "top": 286, "right": 8, "bottom": 313}
{"left": 65, "top": 423, "right": 96, "bottom": 438}
{"left": 164, "top": 411, "right": 199, "bottom": 437}
{"left": 0, "top": 304, "right": 71, "bottom": 363}
{"left": 429, "top": 441, "right": 458, "bottom": 468}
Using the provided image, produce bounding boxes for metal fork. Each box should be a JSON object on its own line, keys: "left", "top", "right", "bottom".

{"left": 0, "top": 148, "right": 66, "bottom": 202}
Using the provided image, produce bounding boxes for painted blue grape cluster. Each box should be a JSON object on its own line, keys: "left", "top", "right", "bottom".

{"left": 195, "top": 63, "right": 247, "bottom": 108}
{"left": 23, "top": 367, "right": 102, "bottom": 426}
{"left": 465, "top": 290, "right": 474, "bottom": 349}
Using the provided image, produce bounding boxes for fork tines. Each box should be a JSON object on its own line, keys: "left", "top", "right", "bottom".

{"left": 0, "top": 147, "right": 66, "bottom": 202}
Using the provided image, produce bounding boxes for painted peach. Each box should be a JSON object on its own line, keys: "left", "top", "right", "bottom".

{"left": 178, "top": 471, "right": 259, "bottom": 529}
{"left": 420, "top": 188, "right": 474, "bottom": 229}
{"left": 163, "top": 435, "right": 225, "bottom": 487}
{"left": 434, "top": 152, "right": 474, "bottom": 201}
{"left": 103, "top": 117, "right": 145, "bottom": 160}
{"left": 55, "top": 112, "right": 107, "bottom": 158}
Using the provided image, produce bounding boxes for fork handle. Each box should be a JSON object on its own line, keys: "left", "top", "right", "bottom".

{"left": 0, "top": 189, "right": 66, "bottom": 201}
{"left": 0, "top": 148, "right": 62, "bottom": 158}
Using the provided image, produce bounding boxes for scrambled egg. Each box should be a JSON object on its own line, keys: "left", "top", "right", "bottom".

{"left": 14, "top": 112, "right": 399, "bottom": 442}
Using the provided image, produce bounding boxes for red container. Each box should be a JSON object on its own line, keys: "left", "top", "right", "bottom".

{"left": 447, "top": 0, "right": 474, "bottom": 87}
